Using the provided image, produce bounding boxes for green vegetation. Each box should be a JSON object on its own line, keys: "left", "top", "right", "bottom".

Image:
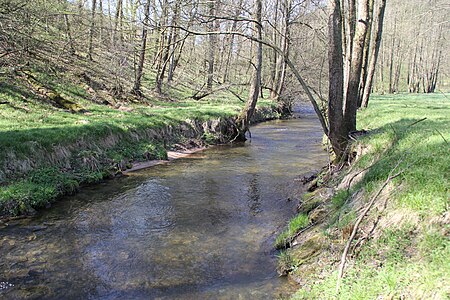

{"left": 275, "top": 213, "right": 310, "bottom": 249}
{"left": 281, "top": 93, "right": 449, "bottom": 299}
{"left": 356, "top": 93, "right": 449, "bottom": 215}
{"left": 0, "top": 68, "right": 279, "bottom": 217}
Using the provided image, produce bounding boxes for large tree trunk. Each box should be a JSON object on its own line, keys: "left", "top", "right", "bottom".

{"left": 328, "top": 0, "right": 346, "bottom": 158}
{"left": 343, "top": 0, "right": 370, "bottom": 134}
{"left": 235, "top": 0, "right": 262, "bottom": 141}
{"left": 357, "top": 0, "right": 374, "bottom": 107}
{"left": 361, "top": 0, "right": 387, "bottom": 108}
{"left": 343, "top": 0, "right": 356, "bottom": 105}
{"left": 132, "top": 0, "right": 151, "bottom": 95}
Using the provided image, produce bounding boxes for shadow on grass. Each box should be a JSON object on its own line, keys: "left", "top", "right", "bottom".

{"left": 354, "top": 117, "right": 449, "bottom": 214}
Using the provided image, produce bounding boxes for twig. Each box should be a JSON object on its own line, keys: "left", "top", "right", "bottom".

{"left": 435, "top": 129, "right": 449, "bottom": 145}
{"left": 407, "top": 117, "right": 427, "bottom": 128}
{"left": 289, "top": 224, "right": 314, "bottom": 247}
{"left": 346, "top": 160, "right": 378, "bottom": 191}
{"left": 335, "top": 161, "right": 404, "bottom": 294}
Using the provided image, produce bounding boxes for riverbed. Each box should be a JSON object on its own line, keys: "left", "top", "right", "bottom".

{"left": 0, "top": 111, "right": 327, "bottom": 299}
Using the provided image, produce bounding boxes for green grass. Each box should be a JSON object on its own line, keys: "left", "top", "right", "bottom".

{"left": 292, "top": 93, "right": 450, "bottom": 299}
{"left": 275, "top": 213, "right": 310, "bottom": 249}
{"left": 356, "top": 93, "right": 449, "bottom": 215}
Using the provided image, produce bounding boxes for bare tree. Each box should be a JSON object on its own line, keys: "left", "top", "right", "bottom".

{"left": 235, "top": 0, "right": 263, "bottom": 141}
{"left": 88, "top": 0, "right": 97, "bottom": 60}
{"left": 132, "top": 0, "right": 151, "bottom": 95}
{"left": 361, "top": 0, "right": 387, "bottom": 108}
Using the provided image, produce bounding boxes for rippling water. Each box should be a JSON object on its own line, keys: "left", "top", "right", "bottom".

{"left": 0, "top": 111, "right": 327, "bottom": 299}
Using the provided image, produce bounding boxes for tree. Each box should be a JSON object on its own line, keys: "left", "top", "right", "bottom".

{"left": 328, "top": 0, "right": 346, "bottom": 158}
{"left": 235, "top": 0, "right": 263, "bottom": 141}
{"left": 361, "top": 0, "right": 387, "bottom": 108}
{"left": 132, "top": 0, "right": 151, "bottom": 95}
{"left": 88, "top": 0, "right": 97, "bottom": 60}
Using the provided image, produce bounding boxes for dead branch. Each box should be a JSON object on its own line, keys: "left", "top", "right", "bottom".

{"left": 435, "top": 129, "right": 449, "bottom": 145}
{"left": 191, "top": 84, "right": 233, "bottom": 100}
{"left": 336, "top": 161, "right": 404, "bottom": 294}
{"left": 407, "top": 117, "right": 427, "bottom": 127}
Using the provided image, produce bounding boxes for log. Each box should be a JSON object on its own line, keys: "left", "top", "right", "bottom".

{"left": 20, "top": 71, "right": 86, "bottom": 113}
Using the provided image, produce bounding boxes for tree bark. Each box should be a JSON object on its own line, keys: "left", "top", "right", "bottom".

{"left": 88, "top": 0, "right": 97, "bottom": 61}
{"left": 361, "top": 0, "right": 387, "bottom": 108}
{"left": 343, "top": 0, "right": 370, "bottom": 134}
{"left": 275, "top": 0, "right": 292, "bottom": 99}
{"left": 64, "top": 14, "right": 76, "bottom": 55}
{"left": 357, "top": 0, "right": 374, "bottom": 107}
{"left": 235, "top": 0, "right": 262, "bottom": 141}
{"left": 206, "top": 0, "right": 218, "bottom": 90}
{"left": 343, "top": 0, "right": 356, "bottom": 105}
{"left": 328, "top": 0, "right": 346, "bottom": 158}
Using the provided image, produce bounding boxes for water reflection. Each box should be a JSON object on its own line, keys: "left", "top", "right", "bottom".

{"left": 0, "top": 114, "right": 327, "bottom": 299}
{"left": 247, "top": 174, "right": 262, "bottom": 216}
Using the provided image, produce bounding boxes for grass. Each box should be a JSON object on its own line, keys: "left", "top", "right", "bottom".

{"left": 0, "top": 68, "right": 280, "bottom": 216}
{"left": 275, "top": 213, "right": 310, "bottom": 249}
{"left": 290, "top": 93, "right": 450, "bottom": 299}
{"left": 356, "top": 93, "right": 449, "bottom": 215}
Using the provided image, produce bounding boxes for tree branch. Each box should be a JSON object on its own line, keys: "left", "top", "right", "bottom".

{"left": 336, "top": 161, "right": 404, "bottom": 294}
{"left": 158, "top": 25, "right": 329, "bottom": 136}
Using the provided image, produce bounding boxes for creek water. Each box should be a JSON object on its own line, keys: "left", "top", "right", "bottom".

{"left": 0, "top": 109, "right": 327, "bottom": 299}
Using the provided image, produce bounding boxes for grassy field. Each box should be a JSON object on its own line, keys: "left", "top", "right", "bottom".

{"left": 0, "top": 69, "right": 278, "bottom": 217}
{"left": 281, "top": 93, "right": 449, "bottom": 299}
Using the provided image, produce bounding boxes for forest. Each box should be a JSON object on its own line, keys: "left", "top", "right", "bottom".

{"left": 0, "top": 0, "right": 449, "bottom": 299}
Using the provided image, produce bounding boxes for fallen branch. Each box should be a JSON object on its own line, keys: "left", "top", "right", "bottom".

{"left": 407, "top": 117, "right": 427, "bottom": 128}
{"left": 336, "top": 161, "right": 404, "bottom": 294}
{"left": 191, "top": 84, "right": 232, "bottom": 100}
{"left": 435, "top": 129, "right": 449, "bottom": 145}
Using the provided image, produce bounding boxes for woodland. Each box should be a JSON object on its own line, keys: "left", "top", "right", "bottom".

{"left": 0, "top": 0, "right": 449, "bottom": 298}
{"left": 1, "top": 0, "right": 447, "bottom": 149}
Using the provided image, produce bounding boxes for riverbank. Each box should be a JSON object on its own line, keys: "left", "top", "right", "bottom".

{"left": 277, "top": 93, "right": 449, "bottom": 299}
{"left": 0, "top": 72, "right": 283, "bottom": 217}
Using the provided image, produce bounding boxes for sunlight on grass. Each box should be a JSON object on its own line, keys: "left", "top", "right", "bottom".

{"left": 293, "top": 93, "right": 450, "bottom": 299}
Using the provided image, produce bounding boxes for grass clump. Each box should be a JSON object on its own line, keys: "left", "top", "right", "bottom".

{"left": 275, "top": 213, "right": 310, "bottom": 249}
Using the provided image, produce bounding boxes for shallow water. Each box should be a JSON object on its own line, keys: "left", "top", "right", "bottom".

{"left": 0, "top": 112, "right": 327, "bottom": 299}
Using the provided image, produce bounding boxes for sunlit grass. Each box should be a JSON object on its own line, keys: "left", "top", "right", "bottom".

{"left": 293, "top": 93, "right": 450, "bottom": 299}
{"left": 275, "top": 213, "right": 310, "bottom": 249}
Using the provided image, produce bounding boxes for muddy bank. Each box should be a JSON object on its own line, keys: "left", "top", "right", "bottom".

{"left": 0, "top": 106, "right": 281, "bottom": 217}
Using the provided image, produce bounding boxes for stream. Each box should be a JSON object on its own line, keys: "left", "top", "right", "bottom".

{"left": 0, "top": 108, "right": 327, "bottom": 299}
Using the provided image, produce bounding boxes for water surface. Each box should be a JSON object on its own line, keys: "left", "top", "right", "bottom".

{"left": 1, "top": 112, "right": 327, "bottom": 299}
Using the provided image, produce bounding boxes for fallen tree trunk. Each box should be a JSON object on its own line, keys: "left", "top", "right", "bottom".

{"left": 20, "top": 71, "right": 86, "bottom": 113}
